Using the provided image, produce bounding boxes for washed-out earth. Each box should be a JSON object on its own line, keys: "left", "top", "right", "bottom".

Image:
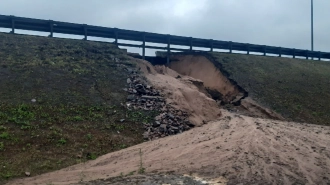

{"left": 1, "top": 33, "right": 330, "bottom": 185}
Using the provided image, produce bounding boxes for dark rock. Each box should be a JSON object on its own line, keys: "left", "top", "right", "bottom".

{"left": 141, "top": 95, "right": 162, "bottom": 100}
{"left": 186, "top": 122, "right": 195, "bottom": 127}
{"left": 126, "top": 68, "right": 134, "bottom": 73}
{"left": 135, "top": 84, "right": 144, "bottom": 88}
{"left": 136, "top": 88, "right": 147, "bottom": 94}
{"left": 159, "top": 124, "right": 167, "bottom": 132}
{"left": 171, "top": 126, "right": 179, "bottom": 131}
{"left": 168, "top": 113, "right": 175, "bottom": 119}
{"left": 127, "top": 95, "right": 135, "bottom": 101}
{"left": 153, "top": 121, "right": 161, "bottom": 127}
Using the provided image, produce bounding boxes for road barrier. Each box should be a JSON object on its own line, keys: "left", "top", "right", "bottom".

{"left": 1, "top": 14, "right": 329, "bottom": 61}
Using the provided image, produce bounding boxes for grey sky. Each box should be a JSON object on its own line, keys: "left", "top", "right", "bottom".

{"left": 0, "top": 0, "right": 329, "bottom": 56}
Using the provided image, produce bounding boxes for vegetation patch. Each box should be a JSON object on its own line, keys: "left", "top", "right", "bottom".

{"left": 0, "top": 32, "right": 156, "bottom": 183}
{"left": 209, "top": 52, "right": 330, "bottom": 125}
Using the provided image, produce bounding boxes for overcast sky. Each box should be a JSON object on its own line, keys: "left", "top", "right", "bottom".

{"left": 0, "top": 0, "right": 329, "bottom": 56}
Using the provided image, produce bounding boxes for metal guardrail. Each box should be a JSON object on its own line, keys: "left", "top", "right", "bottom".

{"left": 0, "top": 14, "right": 329, "bottom": 61}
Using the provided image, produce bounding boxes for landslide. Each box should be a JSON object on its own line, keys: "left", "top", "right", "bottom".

{"left": 0, "top": 33, "right": 156, "bottom": 182}
{"left": 168, "top": 54, "right": 282, "bottom": 120}
{"left": 208, "top": 52, "right": 330, "bottom": 125}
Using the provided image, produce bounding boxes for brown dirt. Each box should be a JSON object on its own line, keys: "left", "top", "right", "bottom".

{"left": 167, "top": 54, "right": 283, "bottom": 121}
{"left": 239, "top": 98, "right": 284, "bottom": 120}
{"left": 169, "top": 55, "right": 243, "bottom": 103}
{"left": 7, "top": 60, "right": 330, "bottom": 185}
{"left": 8, "top": 110, "right": 330, "bottom": 185}
{"left": 138, "top": 60, "right": 222, "bottom": 126}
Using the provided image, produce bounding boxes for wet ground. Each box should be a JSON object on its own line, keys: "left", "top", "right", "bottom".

{"left": 78, "top": 174, "right": 216, "bottom": 185}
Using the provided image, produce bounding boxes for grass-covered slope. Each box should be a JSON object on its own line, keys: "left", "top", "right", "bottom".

{"left": 210, "top": 52, "right": 330, "bottom": 125}
{"left": 0, "top": 33, "right": 154, "bottom": 182}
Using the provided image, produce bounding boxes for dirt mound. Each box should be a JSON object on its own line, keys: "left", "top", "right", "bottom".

{"left": 8, "top": 110, "right": 330, "bottom": 185}
{"left": 138, "top": 60, "right": 222, "bottom": 126}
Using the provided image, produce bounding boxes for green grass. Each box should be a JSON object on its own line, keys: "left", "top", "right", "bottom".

{"left": 209, "top": 52, "right": 330, "bottom": 125}
{"left": 0, "top": 32, "right": 157, "bottom": 183}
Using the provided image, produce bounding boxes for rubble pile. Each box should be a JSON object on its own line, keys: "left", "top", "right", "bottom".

{"left": 124, "top": 68, "right": 194, "bottom": 140}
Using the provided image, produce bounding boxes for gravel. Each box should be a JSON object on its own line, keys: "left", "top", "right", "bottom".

{"left": 125, "top": 68, "right": 194, "bottom": 140}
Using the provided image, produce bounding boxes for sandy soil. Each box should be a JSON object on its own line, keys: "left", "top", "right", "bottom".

{"left": 8, "top": 110, "right": 330, "bottom": 185}
{"left": 169, "top": 55, "right": 242, "bottom": 103}
{"left": 7, "top": 59, "right": 330, "bottom": 185}
{"left": 138, "top": 60, "right": 222, "bottom": 127}
{"left": 238, "top": 97, "right": 284, "bottom": 120}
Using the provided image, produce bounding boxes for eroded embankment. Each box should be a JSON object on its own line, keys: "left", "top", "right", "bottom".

{"left": 167, "top": 54, "right": 283, "bottom": 120}
{"left": 170, "top": 55, "right": 244, "bottom": 104}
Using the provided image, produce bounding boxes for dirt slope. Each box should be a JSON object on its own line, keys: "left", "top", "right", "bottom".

{"left": 7, "top": 59, "right": 330, "bottom": 185}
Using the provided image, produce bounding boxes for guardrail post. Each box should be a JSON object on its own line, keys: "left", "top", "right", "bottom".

{"left": 114, "top": 28, "right": 118, "bottom": 45}
{"left": 10, "top": 16, "right": 15, "bottom": 34}
{"left": 49, "top": 20, "right": 53, "bottom": 37}
{"left": 278, "top": 47, "right": 282, "bottom": 57}
{"left": 189, "top": 37, "right": 193, "bottom": 51}
{"left": 142, "top": 32, "right": 146, "bottom": 60}
{"left": 293, "top": 49, "right": 296, "bottom": 58}
{"left": 167, "top": 35, "right": 171, "bottom": 65}
{"left": 247, "top": 44, "right": 250, "bottom": 55}
{"left": 210, "top": 39, "right": 213, "bottom": 52}
{"left": 263, "top": 46, "right": 266, "bottom": 56}
{"left": 229, "top": 41, "right": 232, "bottom": 53}
{"left": 318, "top": 52, "right": 321, "bottom": 61}
{"left": 305, "top": 50, "right": 308, "bottom": 59}
{"left": 83, "top": 24, "right": 87, "bottom": 40}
